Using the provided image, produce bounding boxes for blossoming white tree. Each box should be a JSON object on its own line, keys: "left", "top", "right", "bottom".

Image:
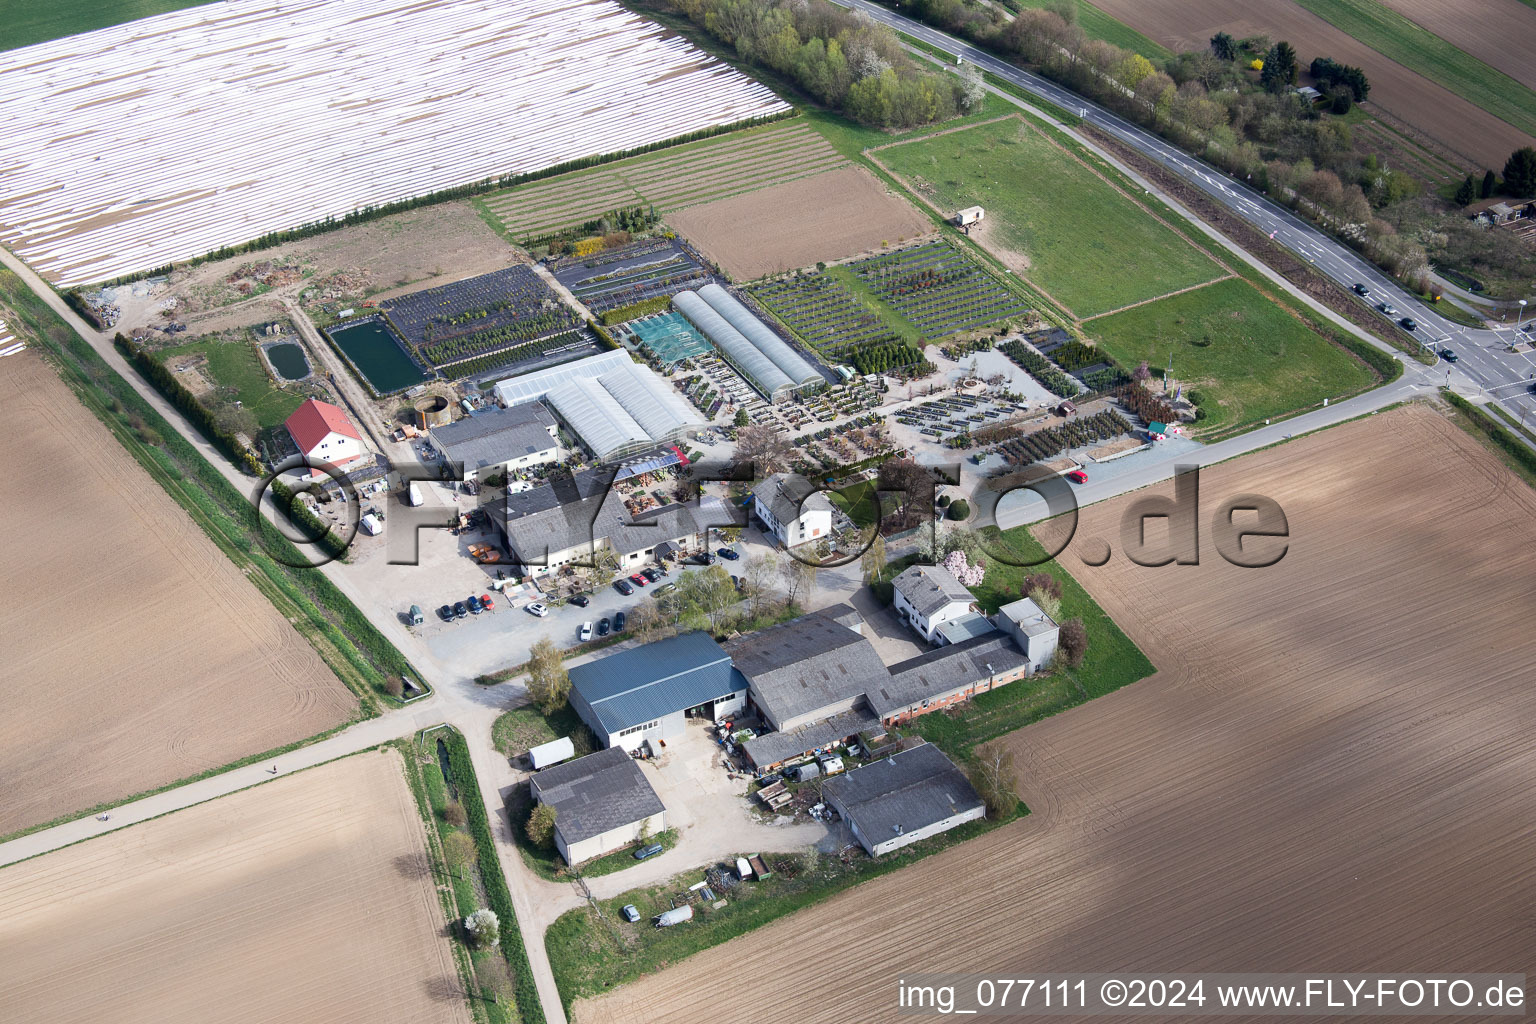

{"left": 943, "top": 549, "right": 986, "bottom": 588}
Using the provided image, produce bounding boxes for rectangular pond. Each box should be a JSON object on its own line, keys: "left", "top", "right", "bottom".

{"left": 325, "top": 318, "right": 427, "bottom": 394}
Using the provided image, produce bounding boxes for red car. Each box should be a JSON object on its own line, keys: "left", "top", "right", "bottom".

{"left": 1067, "top": 469, "right": 1088, "bottom": 484}
{"left": 629, "top": 573, "right": 648, "bottom": 587}
{"left": 479, "top": 593, "right": 495, "bottom": 611}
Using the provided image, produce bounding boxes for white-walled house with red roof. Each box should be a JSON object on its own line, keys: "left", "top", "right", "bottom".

{"left": 285, "top": 398, "right": 366, "bottom": 477}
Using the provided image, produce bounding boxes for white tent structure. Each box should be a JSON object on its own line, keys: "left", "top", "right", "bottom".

{"left": 0, "top": 0, "right": 790, "bottom": 286}
{"left": 493, "top": 349, "right": 701, "bottom": 461}
{"left": 528, "top": 736, "right": 576, "bottom": 770}
{"left": 674, "top": 284, "right": 823, "bottom": 400}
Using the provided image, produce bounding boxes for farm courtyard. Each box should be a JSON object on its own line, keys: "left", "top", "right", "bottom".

{"left": 568, "top": 403, "right": 1536, "bottom": 1023}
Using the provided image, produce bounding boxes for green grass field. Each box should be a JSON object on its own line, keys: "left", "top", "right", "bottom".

{"left": 0, "top": 0, "right": 217, "bottom": 50}
{"left": 157, "top": 336, "right": 306, "bottom": 430}
{"left": 1291, "top": 0, "right": 1536, "bottom": 138}
{"left": 1086, "top": 277, "right": 1375, "bottom": 435}
{"left": 871, "top": 117, "right": 1226, "bottom": 317}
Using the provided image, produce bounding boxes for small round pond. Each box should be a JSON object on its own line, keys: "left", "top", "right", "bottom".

{"left": 266, "top": 342, "right": 311, "bottom": 381}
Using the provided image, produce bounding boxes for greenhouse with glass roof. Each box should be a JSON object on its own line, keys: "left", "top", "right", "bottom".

{"left": 492, "top": 349, "right": 703, "bottom": 462}
{"left": 673, "top": 283, "right": 825, "bottom": 401}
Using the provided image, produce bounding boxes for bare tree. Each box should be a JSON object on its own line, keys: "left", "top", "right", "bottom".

{"left": 967, "top": 742, "right": 1018, "bottom": 818}
{"left": 780, "top": 556, "right": 818, "bottom": 607}
{"left": 860, "top": 533, "right": 887, "bottom": 584}
{"left": 478, "top": 957, "right": 515, "bottom": 1007}
{"left": 441, "top": 801, "right": 467, "bottom": 827}
{"left": 525, "top": 636, "right": 570, "bottom": 716}
{"left": 735, "top": 423, "right": 794, "bottom": 477}
{"left": 877, "top": 458, "right": 935, "bottom": 530}
{"left": 743, "top": 552, "right": 780, "bottom": 618}
{"left": 1058, "top": 618, "right": 1088, "bottom": 667}
{"left": 443, "top": 830, "right": 478, "bottom": 879}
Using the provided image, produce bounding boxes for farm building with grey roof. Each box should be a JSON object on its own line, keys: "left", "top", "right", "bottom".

{"left": 823, "top": 742, "right": 984, "bottom": 856}
{"left": 529, "top": 746, "right": 666, "bottom": 865}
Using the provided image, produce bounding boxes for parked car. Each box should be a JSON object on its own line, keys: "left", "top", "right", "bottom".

{"left": 1067, "top": 469, "right": 1088, "bottom": 484}
{"left": 1353, "top": 282, "right": 1369, "bottom": 295}
{"left": 437, "top": 604, "right": 454, "bottom": 622}
{"left": 479, "top": 594, "right": 494, "bottom": 611}
{"left": 652, "top": 583, "right": 676, "bottom": 599}
{"left": 597, "top": 617, "right": 611, "bottom": 637}
{"left": 641, "top": 567, "right": 660, "bottom": 582}
{"left": 526, "top": 602, "right": 549, "bottom": 617}
{"left": 452, "top": 601, "right": 468, "bottom": 619}
{"left": 621, "top": 904, "right": 641, "bottom": 923}
{"left": 579, "top": 621, "right": 593, "bottom": 642}
{"left": 717, "top": 547, "right": 740, "bottom": 560}
{"left": 1399, "top": 317, "right": 1417, "bottom": 331}
{"left": 634, "top": 843, "right": 664, "bottom": 860}
{"left": 614, "top": 579, "right": 634, "bottom": 596}
{"left": 569, "top": 593, "right": 589, "bottom": 608}
{"left": 629, "top": 573, "right": 648, "bottom": 587}
{"left": 467, "top": 595, "right": 482, "bottom": 614}
{"left": 406, "top": 605, "right": 424, "bottom": 625}
{"left": 1439, "top": 348, "right": 1459, "bottom": 363}
{"left": 614, "top": 611, "right": 626, "bottom": 632}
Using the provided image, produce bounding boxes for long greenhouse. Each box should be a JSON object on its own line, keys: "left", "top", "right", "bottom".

{"left": 673, "top": 283, "right": 825, "bottom": 401}
{"left": 0, "top": 0, "right": 790, "bottom": 285}
{"left": 493, "top": 349, "right": 702, "bottom": 462}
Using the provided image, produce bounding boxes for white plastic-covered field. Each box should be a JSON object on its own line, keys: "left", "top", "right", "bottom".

{"left": 0, "top": 0, "right": 790, "bottom": 286}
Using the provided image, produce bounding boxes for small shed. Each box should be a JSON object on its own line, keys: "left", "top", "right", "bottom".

{"left": 954, "top": 206, "right": 985, "bottom": 227}
{"left": 528, "top": 736, "right": 576, "bottom": 770}
{"left": 1056, "top": 399, "right": 1077, "bottom": 417}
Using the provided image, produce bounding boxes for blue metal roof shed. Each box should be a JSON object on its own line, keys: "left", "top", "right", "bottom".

{"left": 569, "top": 632, "right": 747, "bottom": 739}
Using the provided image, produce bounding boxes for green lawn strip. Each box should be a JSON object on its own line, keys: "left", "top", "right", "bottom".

{"left": 492, "top": 705, "right": 586, "bottom": 758}
{"left": 1486, "top": 401, "right": 1536, "bottom": 448}
{"left": 870, "top": 117, "right": 1226, "bottom": 317}
{"left": 980, "top": 71, "right": 1084, "bottom": 127}
{"left": 397, "top": 741, "right": 502, "bottom": 1024}
{"left": 0, "top": 270, "right": 416, "bottom": 704}
{"left": 437, "top": 727, "right": 546, "bottom": 1024}
{"left": 823, "top": 264, "right": 928, "bottom": 345}
{"left": 1443, "top": 390, "right": 1536, "bottom": 490}
{"left": 0, "top": 0, "right": 222, "bottom": 50}
{"left": 544, "top": 801, "right": 1027, "bottom": 1010}
{"left": 1084, "top": 277, "right": 1376, "bottom": 436}
{"left": 1007, "top": 0, "right": 1173, "bottom": 60}
{"left": 1291, "top": 0, "right": 1536, "bottom": 138}
{"left": 157, "top": 335, "right": 307, "bottom": 428}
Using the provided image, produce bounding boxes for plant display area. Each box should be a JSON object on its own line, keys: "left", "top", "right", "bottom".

{"left": 853, "top": 242, "right": 1033, "bottom": 337}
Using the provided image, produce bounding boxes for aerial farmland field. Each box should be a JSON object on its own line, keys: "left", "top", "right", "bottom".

{"left": 568, "top": 403, "right": 1536, "bottom": 1024}
{"left": 1087, "top": 0, "right": 1535, "bottom": 166}
{"left": 0, "top": 750, "right": 471, "bottom": 1024}
{"left": 0, "top": 0, "right": 789, "bottom": 285}
{"left": 869, "top": 116, "right": 1227, "bottom": 318}
{"left": 0, "top": 348, "right": 356, "bottom": 837}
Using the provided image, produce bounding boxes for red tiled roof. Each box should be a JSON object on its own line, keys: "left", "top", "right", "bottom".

{"left": 285, "top": 398, "right": 360, "bottom": 453}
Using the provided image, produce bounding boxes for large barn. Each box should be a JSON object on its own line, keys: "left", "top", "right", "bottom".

{"left": 568, "top": 632, "right": 748, "bottom": 751}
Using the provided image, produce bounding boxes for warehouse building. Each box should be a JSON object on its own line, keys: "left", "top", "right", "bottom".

{"left": 569, "top": 632, "right": 748, "bottom": 751}
{"left": 727, "top": 607, "right": 887, "bottom": 733}
{"left": 488, "top": 467, "right": 723, "bottom": 577}
{"left": 528, "top": 746, "right": 666, "bottom": 865}
{"left": 492, "top": 348, "right": 702, "bottom": 462}
{"left": 673, "top": 283, "right": 824, "bottom": 401}
{"left": 428, "top": 402, "right": 559, "bottom": 481}
{"left": 824, "top": 742, "right": 984, "bottom": 856}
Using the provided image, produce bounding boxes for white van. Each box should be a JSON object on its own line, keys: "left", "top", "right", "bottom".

{"left": 359, "top": 513, "right": 382, "bottom": 535}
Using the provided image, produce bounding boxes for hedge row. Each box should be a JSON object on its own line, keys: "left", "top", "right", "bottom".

{"left": 1444, "top": 390, "right": 1536, "bottom": 476}
{"left": 269, "top": 479, "right": 349, "bottom": 560}
{"left": 440, "top": 729, "right": 547, "bottom": 1024}
{"left": 598, "top": 294, "right": 672, "bottom": 325}
{"left": 113, "top": 334, "right": 265, "bottom": 475}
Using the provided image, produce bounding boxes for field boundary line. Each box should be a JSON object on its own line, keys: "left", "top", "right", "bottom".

{"left": 1080, "top": 274, "right": 1237, "bottom": 322}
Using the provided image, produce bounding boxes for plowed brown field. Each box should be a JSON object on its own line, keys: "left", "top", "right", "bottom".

{"left": 571, "top": 403, "right": 1536, "bottom": 1024}
{"left": 1378, "top": 0, "right": 1536, "bottom": 91}
{"left": 667, "top": 165, "right": 933, "bottom": 280}
{"left": 1087, "top": 0, "right": 1533, "bottom": 167}
{"left": 0, "top": 350, "right": 354, "bottom": 836}
{"left": 0, "top": 750, "right": 470, "bottom": 1024}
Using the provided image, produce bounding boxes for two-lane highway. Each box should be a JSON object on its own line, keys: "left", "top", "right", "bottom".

{"left": 834, "top": 0, "right": 1536, "bottom": 415}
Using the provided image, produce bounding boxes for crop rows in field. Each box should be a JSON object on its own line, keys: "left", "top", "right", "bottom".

{"left": 482, "top": 123, "right": 846, "bottom": 240}
{"left": 753, "top": 273, "right": 898, "bottom": 356}
{"left": 381, "top": 265, "right": 579, "bottom": 366}
{"left": 852, "top": 243, "right": 1031, "bottom": 338}
{"left": 557, "top": 238, "right": 712, "bottom": 314}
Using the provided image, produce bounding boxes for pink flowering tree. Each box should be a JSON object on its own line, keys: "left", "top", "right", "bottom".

{"left": 943, "top": 549, "right": 986, "bottom": 588}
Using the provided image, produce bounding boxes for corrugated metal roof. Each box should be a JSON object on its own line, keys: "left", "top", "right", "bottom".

{"left": 570, "top": 631, "right": 746, "bottom": 734}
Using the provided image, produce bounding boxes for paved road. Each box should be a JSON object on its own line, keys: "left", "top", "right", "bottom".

{"left": 835, "top": 0, "right": 1536, "bottom": 421}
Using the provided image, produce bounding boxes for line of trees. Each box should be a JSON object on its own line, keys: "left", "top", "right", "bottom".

{"left": 667, "top": 0, "right": 979, "bottom": 128}
{"left": 112, "top": 334, "right": 265, "bottom": 475}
